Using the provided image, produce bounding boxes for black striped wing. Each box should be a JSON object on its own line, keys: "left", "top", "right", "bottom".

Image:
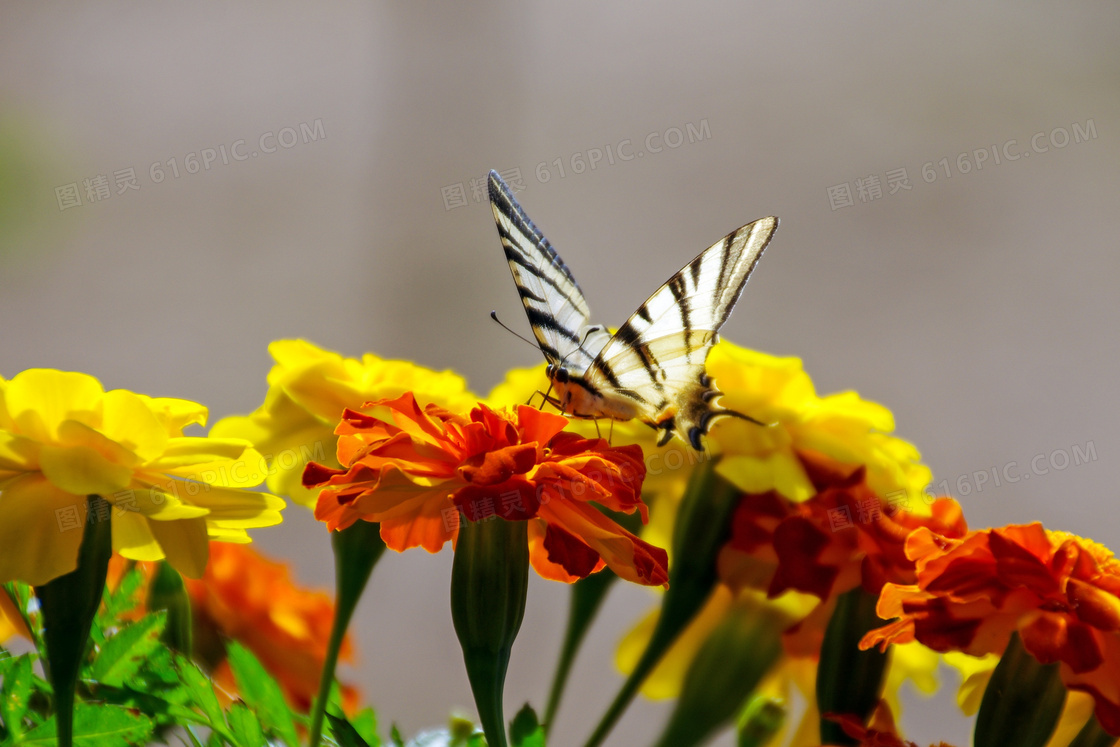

{"left": 585, "top": 217, "right": 779, "bottom": 446}
{"left": 488, "top": 171, "right": 610, "bottom": 371}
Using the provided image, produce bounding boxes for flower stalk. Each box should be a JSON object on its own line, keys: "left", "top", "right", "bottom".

{"left": 583, "top": 461, "right": 741, "bottom": 747}
{"left": 817, "top": 587, "right": 891, "bottom": 746}
{"left": 544, "top": 507, "right": 643, "bottom": 734}
{"left": 451, "top": 517, "right": 530, "bottom": 747}
{"left": 973, "top": 632, "right": 1066, "bottom": 747}
{"left": 34, "top": 495, "right": 112, "bottom": 747}
{"left": 308, "top": 520, "right": 387, "bottom": 747}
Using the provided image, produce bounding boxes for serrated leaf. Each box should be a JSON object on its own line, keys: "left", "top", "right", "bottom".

{"left": 97, "top": 565, "right": 144, "bottom": 629}
{"left": 18, "top": 702, "right": 153, "bottom": 746}
{"left": 508, "top": 704, "right": 543, "bottom": 747}
{"left": 225, "top": 642, "right": 298, "bottom": 747}
{"left": 1, "top": 654, "right": 33, "bottom": 737}
{"left": 325, "top": 711, "right": 372, "bottom": 747}
{"left": 227, "top": 701, "right": 267, "bottom": 747}
{"left": 89, "top": 611, "right": 166, "bottom": 687}
{"left": 174, "top": 654, "right": 225, "bottom": 726}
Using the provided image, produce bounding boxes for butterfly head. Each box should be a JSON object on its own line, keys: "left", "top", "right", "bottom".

{"left": 546, "top": 363, "right": 570, "bottom": 384}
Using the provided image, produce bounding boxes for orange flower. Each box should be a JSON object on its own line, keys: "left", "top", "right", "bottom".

{"left": 719, "top": 451, "right": 967, "bottom": 603}
{"left": 715, "top": 452, "right": 966, "bottom": 659}
{"left": 304, "top": 392, "right": 667, "bottom": 587}
{"left": 862, "top": 523, "right": 1120, "bottom": 736}
{"left": 185, "top": 542, "right": 360, "bottom": 713}
{"left": 106, "top": 544, "right": 359, "bottom": 713}
{"left": 824, "top": 700, "right": 958, "bottom": 747}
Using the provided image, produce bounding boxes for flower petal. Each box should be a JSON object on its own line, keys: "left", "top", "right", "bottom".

{"left": 0, "top": 474, "right": 86, "bottom": 585}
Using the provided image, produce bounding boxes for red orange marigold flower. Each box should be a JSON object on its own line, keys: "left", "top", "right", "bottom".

{"left": 304, "top": 392, "right": 668, "bottom": 587}
{"left": 719, "top": 451, "right": 967, "bottom": 603}
{"left": 861, "top": 522, "right": 1120, "bottom": 736}
{"left": 717, "top": 451, "right": 966, "bottom": 657}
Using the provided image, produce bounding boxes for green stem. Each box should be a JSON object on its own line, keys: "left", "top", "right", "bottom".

{"left": 34, "top": 495, "right": 113, "bottom": 747}
{"left": 583, "top": 462, "right": 740, "bottom": 747}
{"left": 973, "top": 631, "right": 1066, "bottom": 747}
{"left": 308, "top": 520, "right": 387, "bottom": 747}
{"left": 543, "top": 507, "right": 641, "bottom": 734}
{"left": 451, "top": 518, "right": 530, "bottom": 747}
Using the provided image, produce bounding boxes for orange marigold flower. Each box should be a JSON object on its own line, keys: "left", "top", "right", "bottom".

{"left": 861, "top": 523, "right": 1120, "bottom": 736}
{"left": 185, "top": 542, "right": 360, "bottom": 713}
{"left": 719, "top": 451, "right": 967, "bottom": 603}
{"left": 304, "top": 392, "right": 667, "bottom": 587}
{"left": 106, "top": 544, "right": 360, "bottom": 714}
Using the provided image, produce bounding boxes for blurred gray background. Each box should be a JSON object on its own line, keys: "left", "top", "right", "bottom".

{"left": 2, "top": 3, "right": 1118, "bottom": 745}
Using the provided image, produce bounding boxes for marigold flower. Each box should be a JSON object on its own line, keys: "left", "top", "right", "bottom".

{"left": 718, "top": 452, "right": 967, "bottom": 606}
{"left": 0, "top": 369, "right": 282, "bottom": 585}
{"left": 212, "top": 339, "right": 478, "bottom": 507}
{"left": 862, "top": 523, "right": 1120, "bottom": 736}
{"left": 105, "top": 544, "right": 360, "bottom": 713}
{"left": 184, "top": 542, "right": 360, "bottom": 713}
{"left": 304, "top": 392, "right": 667, "bottom": 587}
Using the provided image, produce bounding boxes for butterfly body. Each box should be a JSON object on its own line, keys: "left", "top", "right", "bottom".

{"left": 488, "top": 170, "right": 777, "bottom": 450}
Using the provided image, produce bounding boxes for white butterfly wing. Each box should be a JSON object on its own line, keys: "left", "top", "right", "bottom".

{"left": 488, "top": 171, "right": 610, "bottom": 370}
{"left": 583, "top": 216, "right": 778, "bottom": 447}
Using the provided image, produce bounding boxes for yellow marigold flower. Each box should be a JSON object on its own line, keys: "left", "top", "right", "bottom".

{"left": 0, "top": 369, "right": 282, "bottom": 585}
{"left": 488, "top": 341, "right": 932, "bottom": 554}
{"left": 211, "top": 339, "right": 478, "bottom": 507}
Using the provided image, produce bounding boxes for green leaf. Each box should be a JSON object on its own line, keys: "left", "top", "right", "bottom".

{"left": 97, "top": 564, "right": 144, "bottom": 630}
{"left": 17, "top": 703, "right": 153, "bottom": 746}
{"left": 347, "top": 708, "right": 381, "bottom": 747}
{"left": 325, "top": 711, "right": 372, "bottom": 747}
{"left": 227, "top": 701, "right": 267, "bottom": 747}
{"left": 225, "top": 642, "right": 299, "bottom": 747}
{"left": 1, "top": 654, "right": 34, "bottom": 737}
{"left": 89, "top": 612, "right": 166, "bottom": 687}
{"left": 509, "top": 705, "right": 544, "bottom": 747}
{"left": 173, "top": 654, "right": 225, "bottom": 728}
{"left": 389, "top": 724, "right": 405, "bottom": 747}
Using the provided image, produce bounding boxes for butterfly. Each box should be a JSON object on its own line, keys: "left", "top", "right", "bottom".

{"left": 487, "top": 170, "right": 778, "bottom": 450}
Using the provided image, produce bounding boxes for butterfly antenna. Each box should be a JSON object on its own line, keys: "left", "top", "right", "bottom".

{"left": 557, "top": 325, "right": 604, "bottom": 369}
{"left": 490, "top": 311, "right": 543, "bottom": 352}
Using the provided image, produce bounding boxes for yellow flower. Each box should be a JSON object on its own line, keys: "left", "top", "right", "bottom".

{"left": 211, "top": 339, "right": 478, "bottom": 507}
{"left": 705, "top": 343, "right": 930, "bottom": 507}
{"left": 0, "top": 369, "right": 282, "bottom": 585}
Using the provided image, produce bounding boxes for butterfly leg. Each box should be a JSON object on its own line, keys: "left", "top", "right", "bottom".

{"left": 608, "top": 419, "right": 614, "bottom": 444}
{"left": 593, "top": 418, "right": 602, "bottom": 439}
{"left": 538, "top": 381, "right": 556, "bottom": 411}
